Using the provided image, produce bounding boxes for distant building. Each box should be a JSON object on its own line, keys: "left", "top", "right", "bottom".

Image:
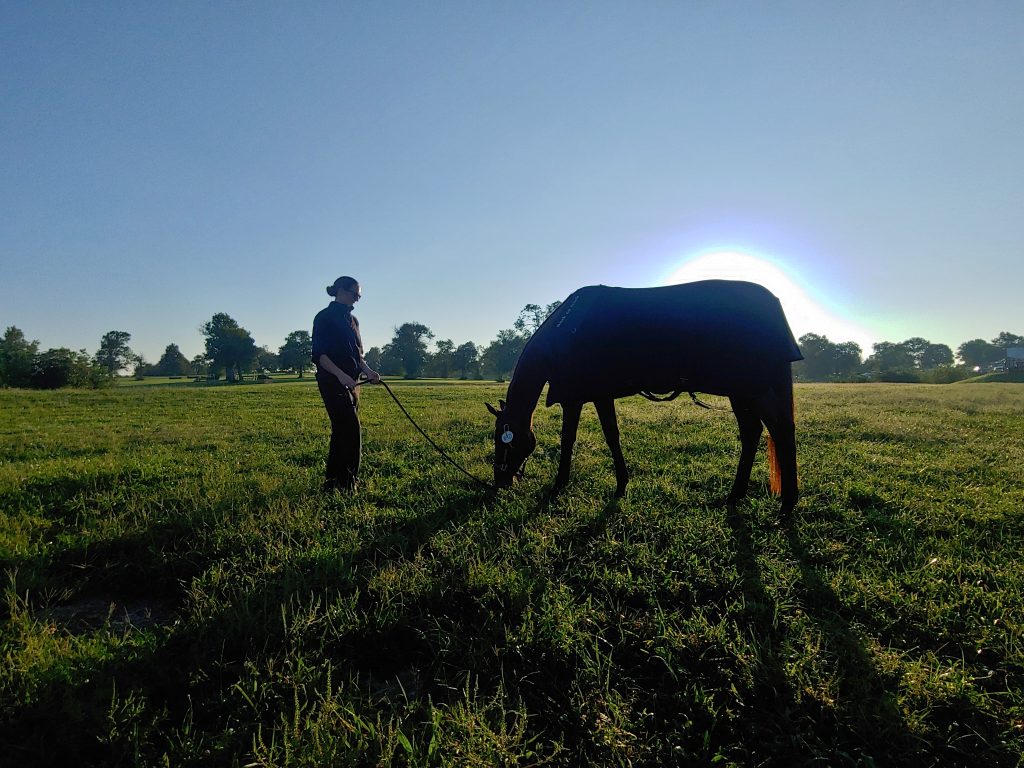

{"left": 1007, "top": 348, "right": 1024, "bottom": 371}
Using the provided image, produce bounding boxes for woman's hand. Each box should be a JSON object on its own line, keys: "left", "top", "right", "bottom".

{"left": 336, "top": 372, "right": 358, "bottom": 389}
{"left": 364, "top": 368, "right": 381, "bottom": 384}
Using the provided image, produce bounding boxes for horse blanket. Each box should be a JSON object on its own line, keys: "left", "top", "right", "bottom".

{"left": 527, "top": 280, "right": 803, "bottom": 406}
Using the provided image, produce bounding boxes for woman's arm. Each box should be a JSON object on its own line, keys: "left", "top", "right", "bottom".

{"left": 358, "top": 358, "right": 381, "bottom": 383}
{"left": 318, "top": 354, "right": 358, "bottom": 389}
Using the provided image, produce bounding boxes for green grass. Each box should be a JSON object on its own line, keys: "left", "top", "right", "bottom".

{"left": 1, "top": 381, "right": 1022, "bottom": 766}
{"left": 958, "top": 370, "right": 1024, "bottom": 384}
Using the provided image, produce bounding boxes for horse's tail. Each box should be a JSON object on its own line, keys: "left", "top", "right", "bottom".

{"left": 766, "top": 375, "right": 795, "bottom": 496}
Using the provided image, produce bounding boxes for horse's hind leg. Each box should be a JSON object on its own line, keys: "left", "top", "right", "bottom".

{"left": 553, "top": 401, "right": 583, "bottom": 493}
{"left": 755, "top": 376, "right": 798, "bottom": 516}
{"left": 763, "top": 410, "right": 798, "bottom": 516}
{"left": 595, "top": 399, "right": 629, "bottom": 497}
{"left": 727, "top": 397, "right": 763, "bottom": 509}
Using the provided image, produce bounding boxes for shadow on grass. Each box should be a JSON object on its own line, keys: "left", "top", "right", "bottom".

{"left": 0, "top": 484, "right": 493, "bottom": 766}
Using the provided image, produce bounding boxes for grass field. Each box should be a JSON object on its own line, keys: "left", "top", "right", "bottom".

{"left": 1, "top": 380, "right": 1022, "bottom": 767}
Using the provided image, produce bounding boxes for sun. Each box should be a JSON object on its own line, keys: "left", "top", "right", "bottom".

{"left": 663, "top": 250, "right": 875, "bottom": 354}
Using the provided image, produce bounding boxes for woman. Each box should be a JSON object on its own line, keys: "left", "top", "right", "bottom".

{"left": 311, "top": 275, "right": 380, "bottom": 492}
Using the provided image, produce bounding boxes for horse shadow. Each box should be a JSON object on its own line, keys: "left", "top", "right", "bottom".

{"left": 726, "top": 504, "right": 909, "bottom": 763}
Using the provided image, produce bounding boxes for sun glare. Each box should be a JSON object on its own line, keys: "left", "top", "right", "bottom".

{"left": 663, "top": 250, "right": 875, "bottom": 354}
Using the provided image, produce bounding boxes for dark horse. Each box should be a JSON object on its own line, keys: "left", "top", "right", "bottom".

{"left": 486, "top": 280, "right": 803, "bottom": 514}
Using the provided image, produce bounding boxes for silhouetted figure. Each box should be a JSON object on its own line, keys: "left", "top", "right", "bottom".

{"left": 312, "top": 276, "right": 380, "bottom": 492}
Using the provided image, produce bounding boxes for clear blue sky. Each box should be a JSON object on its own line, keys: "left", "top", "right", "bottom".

{"left": 3, "top": 2, "right": 1022, "bottom": 364}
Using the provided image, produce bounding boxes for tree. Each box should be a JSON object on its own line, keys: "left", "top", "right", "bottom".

{"left": 481, "top": 328, "right": 525, "bottom": 380}
{"left": 864, "top": 341, "right": 915, "bottom": 374}
{"left": 513, "top": 302, "right": 562, "bottom": 337}
{"left": 900, "top": 337, "right": 932, "bottom": 368}
{"left": 452, "top": 341, "right": 480, "bottom": 379}
{"left": 256, "top": 346, "right": 280, "bottom": 372}
{"left": 152, "top": 343, "right": 191, "bottom": 376}
{"left": 0, "top": 326, "right": 38, "bottom": 388}
{"left": 190, "top": 354, "right": 209, "bottom": 377}
{"left": 94, "top": 331, "right": 134, "bottom": 376}
{"left": 389, "top": 323, "right": 434, "bottom": 379}
{"left": 796, "top": 334, "right": 862, "bottom": 381}
{"left": 480, "top": 302, "right": 561, "bottom": 380}
{"left": 991, "top": 332, "right": 1024, "bottom": 350}
{"left": 919, "top": 343, "right": 953, "bottom": 370}
{"left": 427, "top": 339, "right": 455, "bottom": 378}
{"left": 957, "top": 339, "right": 1003, "bottom": 369}
{"left": 374, "top": 344, "right": 404, "bottom": 376}
{"left": 279, "top": 331, "right": 312, "bottom": 377}
{"left": 131, "top": 354, "right": 148, "bottom": 379}
{"left": 31, "top": 348, "right": 103, "bottom": 389}
{"left": 795, "top": 333, "right": 834, "bottom": 380}
{"left": 202, "top": 313, "right": 258, "bottom": 382}
{"left": 833, "top": 342, "right": 863, "bottom": 378}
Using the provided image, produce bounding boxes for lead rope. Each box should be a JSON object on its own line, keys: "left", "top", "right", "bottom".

{"left": 353, "top": 379, "right": 492, "bottom": 491}
{"left": 638, "top": 388, "right": 731, "bottom": 411}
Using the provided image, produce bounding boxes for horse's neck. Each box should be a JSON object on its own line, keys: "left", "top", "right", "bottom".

{"left": 506, "top": 349, "right": 547, "bottom": 426}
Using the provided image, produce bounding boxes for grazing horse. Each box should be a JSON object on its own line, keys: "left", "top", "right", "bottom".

{"left": 486, "top": 280, "right": 803, "bottom": 514}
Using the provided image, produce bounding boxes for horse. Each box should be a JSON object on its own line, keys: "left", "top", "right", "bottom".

{"left": 486, "top": 280, "right": 803, "bottom": 515}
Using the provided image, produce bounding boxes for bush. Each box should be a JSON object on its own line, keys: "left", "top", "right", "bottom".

{"left": 31, "top": 348, "right": 107, "bottom": 389}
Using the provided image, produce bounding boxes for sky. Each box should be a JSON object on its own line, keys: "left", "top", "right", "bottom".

{"left": 3, "top": 2, "right": 1022, "bottom": 365}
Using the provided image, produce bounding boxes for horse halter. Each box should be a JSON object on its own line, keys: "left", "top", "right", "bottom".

{"left": 496, "top": 424, "right": 527, "bottom": 479}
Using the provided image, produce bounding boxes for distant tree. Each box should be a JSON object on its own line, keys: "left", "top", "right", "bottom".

{"left": 796, "top": 333, "right": 834, "bottom": 380}
{"left": 389, "top": 323, "right": 434, "bottom": 379}
{"left": 279, "top": 330, "right": 312, "bottom": 377}
{"left": 128, "top": 354, "right": 147, "bottom": 379}
{"left": 900, "top": 337, "right": 932, "bottom": 368}
{"left": 919, "top": 343, "right": 954, "bottom": 370}
{"left": 481, "top": 302, "right": 560, "bottom": 380}
{"left": 512, "top": 302, "right": 562, "bottom": 338}
{"left": 481, "top": 328, "right": 525, "bottom": 380}
{"left": 991, "top": 332, "right": 1024, "bottom": 350}
{"left": 190, "top": 354, "right": 209, "bottom": 377}
{"left": 152, "top": 343, "right": 191, "bottom": 376}
{"left": 94, "top": 330, "right": 134, "bottom": 376}
{"left": 256, "top": 345, "right": 280, "bottom": 372}
{"left": 957, "top": 339, "right": 1003, "bottom": 369}
{"left": 375, "top": 344, "right": 404, "bottom": 376}
{"left": 452, "top": 341, "right": 480, "bottom": 379}
{"left": 796, "top": 334, "right": 862, "bottom": 380}
{"left": 364, "top": 346, "right": 382, "bottom": 372}
{"left": 832, "top": 342, "right": 863, "bottom": 378}
{"left": 0, "top": 326, "right": 38, "bottom": 388}
{"left": 202, "top": 313, "right": 258, "bottom": 382}
{"left": 513, "top": 304, "right": 544, "bottom": 336}
{"left": 31, "top": 348, "right": 104, "bottom": 389}
{"left": 864, "top": 341, "right": 915, "bottom": 374}
{"left": 427, "top": 339, "right": 455, "bottom": 378}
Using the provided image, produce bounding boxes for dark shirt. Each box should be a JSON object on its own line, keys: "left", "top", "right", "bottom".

{"left": 312, "top": 302, "right": 363, "bottom": 377}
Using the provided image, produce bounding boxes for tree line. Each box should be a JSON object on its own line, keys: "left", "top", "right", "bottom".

{"left": 795, "top": 331, "right": 1024, "bottom": 382}
{"left": 1, "top": 307, "right": 1021, "bottom": 389}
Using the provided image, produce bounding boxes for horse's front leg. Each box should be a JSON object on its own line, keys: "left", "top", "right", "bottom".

{"left": 595, "top": 399, "right": 629, "bottom": 497}
{"left": 554, "top": 401, "right": 583, "bottom": 493}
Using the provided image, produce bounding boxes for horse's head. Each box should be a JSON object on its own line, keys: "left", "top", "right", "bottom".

{"left": 486, "top": 399, "right": 536, "bottom": 489}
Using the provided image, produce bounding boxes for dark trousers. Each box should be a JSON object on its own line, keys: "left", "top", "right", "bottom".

{"left": 317, "top": 373, "right": 361, "bottom": 487}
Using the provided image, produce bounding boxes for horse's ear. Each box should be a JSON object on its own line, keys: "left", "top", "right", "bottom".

{"left": 486, "top": 402, "right": 501, "bottom": 418}
{"left": 499, "top": 399, "right": 506, "bottom": 410}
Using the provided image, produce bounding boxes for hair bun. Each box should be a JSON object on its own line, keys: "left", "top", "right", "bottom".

{"left": 326, "top": 285, "right": 337, "bottom": 296}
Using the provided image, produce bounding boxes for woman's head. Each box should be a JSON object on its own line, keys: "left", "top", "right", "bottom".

{"left": 327, "top": 276, "right": 361, "bottom": 304}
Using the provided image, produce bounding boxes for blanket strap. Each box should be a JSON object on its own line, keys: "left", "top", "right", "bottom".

{"left": 638, "top": 389, "right": 731, "bottom": 412}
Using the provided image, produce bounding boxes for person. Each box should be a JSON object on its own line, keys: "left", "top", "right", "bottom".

{"left": 311, "top": 276, "right": 380, "bottom": 492}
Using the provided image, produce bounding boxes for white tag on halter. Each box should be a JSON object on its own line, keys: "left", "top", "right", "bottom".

{"left": 501, "top": 430, "right": 514, "bottom": 444}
